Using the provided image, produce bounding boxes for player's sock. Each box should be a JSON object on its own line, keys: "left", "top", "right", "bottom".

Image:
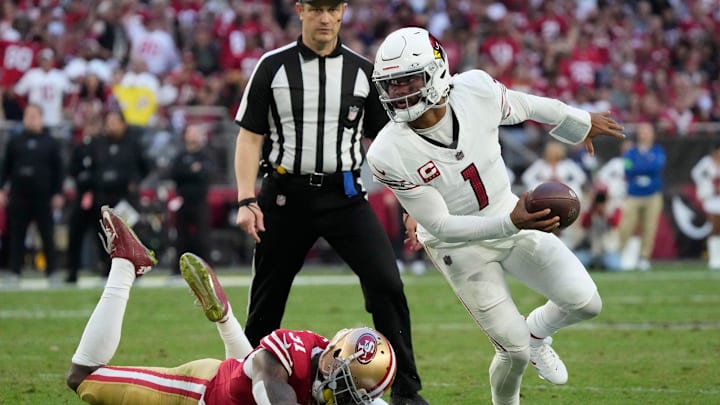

{"left": 216, "top": 304, "right": 254, "bottom": 359}
{"left": 527, "top": 292, "right": 602, "bottom": 338}
{"left": 526, "top": 301, "right": 565, "bottom": 339}
{"left": 71, "top": 258, "right": 135, "bottom": 367}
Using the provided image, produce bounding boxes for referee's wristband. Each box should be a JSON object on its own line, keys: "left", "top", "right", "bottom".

{"left": 238, "top": 197, "right": 258, "bottom": 207}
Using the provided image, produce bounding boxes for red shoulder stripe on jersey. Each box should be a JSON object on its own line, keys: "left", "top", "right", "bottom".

{"left": 499, "top": 82, "right": 512, "bottom": 120}
{"left": 374, "top": 177, "right": 419, "bottom": 191}
{"left": 261, "top": 331, "right": 293, "bottom": 375}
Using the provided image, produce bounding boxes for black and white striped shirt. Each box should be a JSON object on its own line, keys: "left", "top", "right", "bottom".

{"left": 235, "top": 37, "right": 388, "bottom": 175}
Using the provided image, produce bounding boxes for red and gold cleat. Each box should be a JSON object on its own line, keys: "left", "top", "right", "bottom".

{"left": 99, "top": 205, "right": 157, "bottom": 277}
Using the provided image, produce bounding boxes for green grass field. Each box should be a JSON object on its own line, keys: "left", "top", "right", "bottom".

{"left": 1, "top": 263, "right": 719, "bottom": 404}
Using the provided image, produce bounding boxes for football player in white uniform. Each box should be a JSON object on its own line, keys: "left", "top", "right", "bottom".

{"left": 690, "top": 143, "right": 720, "bottom": 269}
{"left": 366, "top": 27, "right": 625, "bottom": 405}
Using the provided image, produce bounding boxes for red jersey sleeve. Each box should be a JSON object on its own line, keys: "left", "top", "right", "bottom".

{"left": 259, "top": 329, "right": 329, "bottom": 405}
{"left": 260, "top": 329, "right": 329, "bottom": 377}
{"left": 206, "top": 330, "right": 328, "bottom": 405}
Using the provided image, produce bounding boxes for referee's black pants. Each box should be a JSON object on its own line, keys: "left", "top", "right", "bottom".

{"left": 245, "top": 173, "right": 422, "bottom": 396}
{"left": 7, "top": 196, "right": 57, "bottom": 276}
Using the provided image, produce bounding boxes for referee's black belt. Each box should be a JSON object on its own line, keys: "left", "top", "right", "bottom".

{"left": 277, "top": 170, "right": 360, "bottom": 188}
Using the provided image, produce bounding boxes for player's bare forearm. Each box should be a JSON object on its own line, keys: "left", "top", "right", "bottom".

{"left": 251, "top": 351, "right": 300, "bottom": 405}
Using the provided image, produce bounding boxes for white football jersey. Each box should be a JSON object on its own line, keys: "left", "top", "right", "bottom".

{"left": 521, "top": 158, "right": 587, "bottom": 198}
{"left": 596, "top": 156, "right": 627, "bottom": 201}
{"left": 124, "top": 15, "right": 180, "bottom": 76}
{"left": 691, "top": 155, "right": 720, "bottom": 202}
{"left": 367, "top": 69, "right": 587, "bottom": 245}
{"left": 14, "top": 68, "right": 75, "bottom": 126}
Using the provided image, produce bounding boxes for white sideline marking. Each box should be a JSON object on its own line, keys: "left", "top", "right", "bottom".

{"left": 412, "top": 321, "right": 720, "bottom": 332}
{"left": 0, "top": 274, "right": 361, "bottom": 291}
{"left": 609, "top": 294, "right": 720, "bottom": 304}
{"left": 571, "top": 321, "right": 720, "bottom": 331}
{"left": 0, "top": 309, "right": 91, "bottom": 319}
{"left": 594, "top": 270, "right": 720, "bottom": 281}
{"left": 522, "top": 384, "right": 720, "bottom": 396}
{"left": 1, "top": 305, "right": 719, "bottom": 334}
{"left": 3, "top": 267, "right": 718, "bottom": 291}
{"left": 424, "top": 381, "right": 720, "bottom": 396}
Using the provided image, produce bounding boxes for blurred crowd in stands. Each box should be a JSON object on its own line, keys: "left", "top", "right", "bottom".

{"left": 0, "top": 0, "right": 719, "bottom": 277}
{"left": 1, "top": 0, "right": 719, "bottom": 140}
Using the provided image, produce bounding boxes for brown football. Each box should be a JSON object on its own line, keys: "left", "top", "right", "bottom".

{"left": 525, "top": 181, "right": 581, "bottom": 229}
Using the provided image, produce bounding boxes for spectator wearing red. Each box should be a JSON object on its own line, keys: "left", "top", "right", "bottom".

{"left": 166, "top": 51, "right": 206, "bottom": 107}
{"left": 530, "top": 0, "right": 570, "bottom": 44}
{"left": 559, "top": 27, "right": 608, "bottom": 94}
{"left": 0, "top": 37, "right": 43, "bottom": 120}
{"left": 478, "top": 5, "right": 520, "bottom": 84}
{"left": 658, "top": 73, "right": 700, "bottom": 136}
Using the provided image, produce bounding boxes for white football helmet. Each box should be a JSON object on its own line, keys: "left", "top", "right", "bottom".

{"left": 312, "top": 327, "right": 396, "bottom": 405}
{"left": 373, "top": 27, "right": 451, "bottom": 122}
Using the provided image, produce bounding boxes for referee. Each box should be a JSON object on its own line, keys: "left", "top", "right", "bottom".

{"left": 233, "top": 1, "right": 428, "bottom": 404}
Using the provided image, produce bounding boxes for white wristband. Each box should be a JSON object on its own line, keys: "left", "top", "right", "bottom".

{"left": 549, "top": 107, "right": 591, "bottom": 144}
{"left": 252, "top": 381, "right": 272, "bottom": 405}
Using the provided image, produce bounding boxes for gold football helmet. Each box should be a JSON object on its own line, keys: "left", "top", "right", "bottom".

{"left": 312, "top": 327, "right": 397, "bottom": 405}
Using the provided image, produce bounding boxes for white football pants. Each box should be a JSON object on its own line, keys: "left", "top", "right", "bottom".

{"left": 425, "top": 230, "right": 600, "bottom": 404}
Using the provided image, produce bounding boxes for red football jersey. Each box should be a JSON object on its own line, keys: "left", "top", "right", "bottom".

{"left": 203, "top": 329, "right": 329, "bottom": 404}
{"left": 218, "top": 26, "right": 252, "bottom": 70}
{"left": 0, "top": 40, "right": 42, "bottom": 88}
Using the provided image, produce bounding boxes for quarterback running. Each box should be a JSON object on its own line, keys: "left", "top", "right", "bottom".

{"left": 366, "top": 27, "right": 624, "bottom": 405}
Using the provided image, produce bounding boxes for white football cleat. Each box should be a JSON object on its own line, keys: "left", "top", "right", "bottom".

{"left": 529, "top": 337, "right": 568, "bottom": 385}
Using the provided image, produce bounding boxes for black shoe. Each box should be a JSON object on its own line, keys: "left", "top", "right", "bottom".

{"left": 390, "top": 392, "right": 430, "bottom": 405}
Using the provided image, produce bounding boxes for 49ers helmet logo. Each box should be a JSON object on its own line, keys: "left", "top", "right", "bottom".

{"left": 355, "top": 333, "right": 378, "bottom": 364}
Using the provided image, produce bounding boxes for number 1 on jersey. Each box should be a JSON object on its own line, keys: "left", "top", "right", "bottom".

{"left": 461, "top": 164, "right": 489, "bottom": 210}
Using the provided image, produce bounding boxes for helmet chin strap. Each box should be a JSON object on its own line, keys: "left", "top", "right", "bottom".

{"left": 409, "top": 96, "right": 447, "bottom": 121}
{"left": 429, "top": 97, "right": 448, "bottom": 110}
{"left": 312, "top": 380, "right": 336, "bottom": 404}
